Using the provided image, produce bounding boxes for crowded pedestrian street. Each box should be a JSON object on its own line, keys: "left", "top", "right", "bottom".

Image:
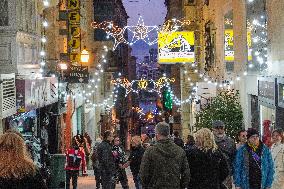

{"left": 1, "top": 0, "right": 284, "bottom": 189}
{"left": 78, "top": 170, "right": 135, "bottom": 189}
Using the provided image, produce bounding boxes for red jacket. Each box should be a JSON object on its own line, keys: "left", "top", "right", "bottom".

{"left": 65, "top": 148, "right": 86, "bottom": 173}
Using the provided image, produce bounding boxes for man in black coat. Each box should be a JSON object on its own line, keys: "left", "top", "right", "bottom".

{"left": 212, "top": 120, "right": 236, "bottom": 189}
{"left": 97, "top": 131, "right": 115, "bottom": 189}
{"left": 173, "top": 131, "right": 184, "bottom": 148}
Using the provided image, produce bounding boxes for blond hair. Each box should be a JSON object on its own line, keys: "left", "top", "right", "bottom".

{"left": 131, "top": 135, "right": 142, "bottom": 146}
{"left": 0, "top": 132, "right": 36, "bottom": 179}
{"left": 195, "top": 128, "right": 218, "bottom": 152}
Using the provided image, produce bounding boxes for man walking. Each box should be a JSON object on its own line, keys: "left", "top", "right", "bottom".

{"left": 234, "top": 128, "right": 274, "bottom": 189}
{"left": 97, "top": 131, "right": 115, "bottom": 189}
{"left": 140, "top": 122, "right": 190, "bottom": 189}
{"left": 212, "top": 120, "right": 236, "bottom": 188}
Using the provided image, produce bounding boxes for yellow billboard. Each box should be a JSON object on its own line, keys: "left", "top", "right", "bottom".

{"left": 224, "top": 29, "right": 234, "bottom": 61}
{"left": 225, "top": 29, "right": 253, "bottom": 62}
{"left": 158, "top": 32, "right": 195, "bottom": 63}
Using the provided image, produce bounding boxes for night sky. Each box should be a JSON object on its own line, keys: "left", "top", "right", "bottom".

{"left": 122, "top": 0, "right": 166, "bottom": 62}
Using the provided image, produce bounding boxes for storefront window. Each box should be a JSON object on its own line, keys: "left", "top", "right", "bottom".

{"left": 7, "top": 110, "right": 37, "bottom": 136}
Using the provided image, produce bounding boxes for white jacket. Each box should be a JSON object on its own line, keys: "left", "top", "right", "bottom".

{"left": 271, "top": 142, "right": 284, "bottom": 189}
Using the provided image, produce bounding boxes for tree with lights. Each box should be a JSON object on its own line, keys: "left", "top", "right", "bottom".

{"left": 195, "top": 90, "right": 243, "bottom": 139}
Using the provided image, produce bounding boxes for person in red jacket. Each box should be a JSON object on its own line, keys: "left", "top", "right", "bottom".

{"left": 65, "top": 144, "right": 86, "bottom": 189}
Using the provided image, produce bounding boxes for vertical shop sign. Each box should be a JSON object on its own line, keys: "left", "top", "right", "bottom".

{"left": 68, "top": 0, "right": 81, "bottom": 63}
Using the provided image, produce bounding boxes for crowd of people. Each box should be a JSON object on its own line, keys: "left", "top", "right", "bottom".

{"left": 0, "top": 121, "right": 283, "bottom": 189}
{"left": 88, "top": 121, "right": 284, "bottom": 189}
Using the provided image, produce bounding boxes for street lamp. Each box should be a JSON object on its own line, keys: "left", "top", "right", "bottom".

{"left": 81, "top": 46, "right": 89, "bottom": 63}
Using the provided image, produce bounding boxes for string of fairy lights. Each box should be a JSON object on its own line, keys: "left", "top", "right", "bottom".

{"left": 91, "top": 17, "right": 192, "bottom": 50}
{"left": 39, "top": 0, "right": 50, "bottom": 74}
{"left": 61, "top": 1, "right": 268, "bottom": 111}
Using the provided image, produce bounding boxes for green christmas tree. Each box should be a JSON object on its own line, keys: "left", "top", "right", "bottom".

{"left": 195, "top": 90, "right": 243, "bottom": 139}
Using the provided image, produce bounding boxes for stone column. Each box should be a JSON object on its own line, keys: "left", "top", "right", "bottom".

{"left": 233, "top": 0, "right": 249, "bottom": 128}
{"left": 267, "top": 0, "right": 284, "bottom": 76}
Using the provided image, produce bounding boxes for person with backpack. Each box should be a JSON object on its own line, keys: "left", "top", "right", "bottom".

{"left": 65, "top": 143, "right": 86, "bottom": 189}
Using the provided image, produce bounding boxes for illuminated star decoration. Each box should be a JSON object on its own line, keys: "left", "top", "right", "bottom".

{"left": 91, "top": 17, "right": 191, "bottom": 50}
{"left": 125, "top": 16, "right": 159, "bottom": 46}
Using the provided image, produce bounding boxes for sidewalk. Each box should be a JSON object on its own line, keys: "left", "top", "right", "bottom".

{"left": 78, "top": 169, "right": 135, "bottom": 189}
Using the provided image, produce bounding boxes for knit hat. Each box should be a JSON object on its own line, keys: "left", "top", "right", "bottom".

{"left": 247, "top": 128, "right": 259, "bottom": 139}
{"left": 212, "top": 120, "right": 225, "bottom": 128}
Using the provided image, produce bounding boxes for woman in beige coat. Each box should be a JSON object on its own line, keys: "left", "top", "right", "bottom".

{"left": 271, "top": 129, "right": 284, "bottom": 189}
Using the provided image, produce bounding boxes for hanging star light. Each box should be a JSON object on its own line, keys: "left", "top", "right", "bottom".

{"left": 91, "top": 17, "right": 192, "bottom": 50}
{"left": 125, "top": 16, "right": 159, "bottom": 46}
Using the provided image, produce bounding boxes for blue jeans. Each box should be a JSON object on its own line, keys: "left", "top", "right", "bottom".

{"left": 132, "top": 173, "right": 142, "bottom": 189}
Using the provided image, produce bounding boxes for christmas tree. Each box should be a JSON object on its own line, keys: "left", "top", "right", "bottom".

{"left": 195, "top": 90, "right": 243, "bottom": 139}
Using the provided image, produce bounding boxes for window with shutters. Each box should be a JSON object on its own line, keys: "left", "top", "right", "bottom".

{"left": 0, "top": 1, "right": 8, "bottom": 26}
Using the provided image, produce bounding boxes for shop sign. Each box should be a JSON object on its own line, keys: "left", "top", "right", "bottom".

{"left": 67, "top": 0, "right": 81, "bottom": 63}
{"left": 65, "top": 65, "right": 89, "bottom": 83}
{"left": 16, "top": 77, "right": 58, "bottom": 112}
{"left": 258, "top": 80, "right": 275, "bottom": 100}
{"left": 158, "top": 31, "right": 195, "bottom": 63}
{"left": 68, "top": 0, "right": 80, "bottom": 10}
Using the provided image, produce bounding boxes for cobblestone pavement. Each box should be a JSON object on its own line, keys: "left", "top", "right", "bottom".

{"left": 78, "top": 169, "right": 135, "bottom": 189}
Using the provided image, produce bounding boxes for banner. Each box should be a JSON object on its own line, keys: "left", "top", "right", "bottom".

{"left": 224, "top": 29, "right": 252, "bottom": 62}
{"left": 158, "top": 31, "right": 195, "bottom": 63}
{"left": 224, "top": 29, "right": 234, "bottom": 61}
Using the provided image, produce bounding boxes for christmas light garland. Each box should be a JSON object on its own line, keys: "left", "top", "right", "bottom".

{"left": 91, "top": 17, "right": 192, "bottom": 50}
{"left": 111, "top": 76, "right": 176, "bottom": 96}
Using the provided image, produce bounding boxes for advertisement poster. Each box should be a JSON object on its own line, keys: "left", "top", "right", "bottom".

{"left": 158, "top": 31, "right": 195, "bottom": 63}
{"left": 224, "top": 29, "right": 252, "bottom": 62}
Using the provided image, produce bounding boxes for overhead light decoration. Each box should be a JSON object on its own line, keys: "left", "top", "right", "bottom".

{"left": 111, "top": 77, "right": 176, "bottom": 96}
{"left": 138, "top": 78, "right": 148, "bottom": 89}
{"left": 91, "top": 17, "right": 191, "bottom": 50}
{"left": 155, "top": 77, "right": 175, "bottom": 90}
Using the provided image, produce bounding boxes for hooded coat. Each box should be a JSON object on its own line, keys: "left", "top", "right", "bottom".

{"left": 140, "top": 138, "right": 190, "bottom": 189}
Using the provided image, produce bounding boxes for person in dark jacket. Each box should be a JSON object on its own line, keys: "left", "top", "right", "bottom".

{"left": 140, "top": 122, "right": 190, "bottom": 189}
{"left": 124, "top": 136, "right": 145, "bottom": 189}
{"left": 212, "top": 120, "right": 236, "bottom": 188}
{"left": 173, "top": 131, "right": 184, "bottom": 148}
{"left": 0, "top": 132, "right": 48, "bottom": 189}
{"left": 184, "top": 134, "right": 195, "bottom": 151}
{"left": 186, "top": 128, "right": 230, "bottom": 189}
{"left": 97, "top": 130, "right": 115, "bottom": 189}
{"left": 112, "top": 136, "right": 129, "bottom": 189}
{"left": 91, "top": 137, "right": 102, "bottom": 189}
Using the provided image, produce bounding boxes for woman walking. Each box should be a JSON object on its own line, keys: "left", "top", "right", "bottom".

{"left": 125, "top": 136, "right": 145, "bottom": 189}
{"left": 186, "top": 128, "right": 229, "bottom": 189}
{"left": 271, "top": 129, "right": 284, "bottom": 189}
{"left": 0, "top": 132, "right": 47, "bottom": 189}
